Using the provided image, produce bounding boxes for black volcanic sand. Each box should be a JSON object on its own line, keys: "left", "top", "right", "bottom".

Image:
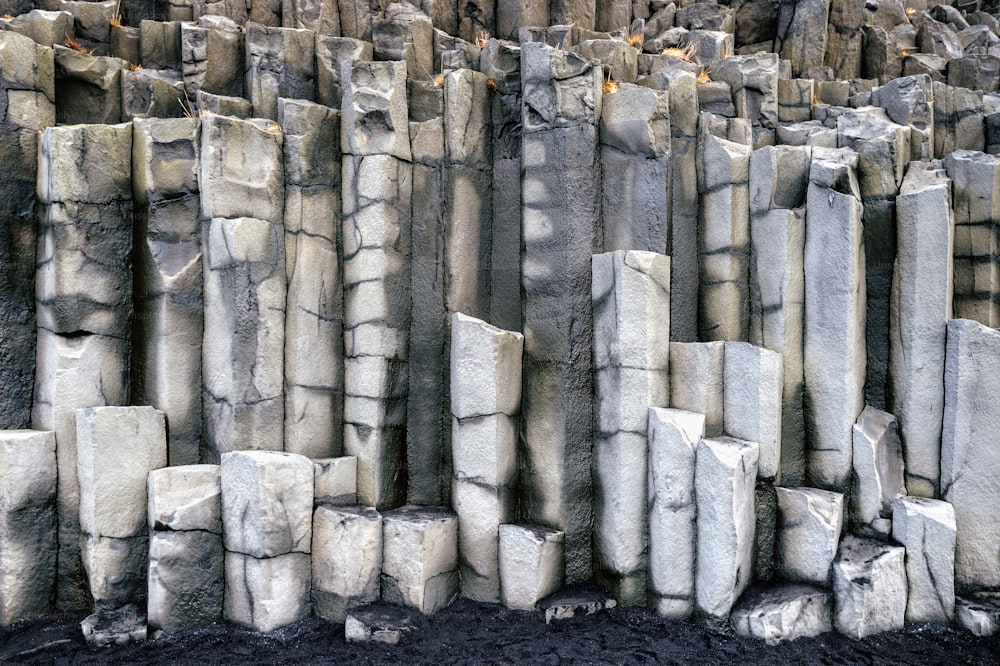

{"left": 3, "top": 597, "right": 999, "bottom": 665}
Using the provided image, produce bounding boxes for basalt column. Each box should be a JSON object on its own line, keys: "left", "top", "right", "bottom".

{"left": 519, "top": 41, "right": 602, "bottom": 584}
{"left": 34, "top": 122, "right": 133, "bottom": 610}
{"left": 281, "top": 99, "right": 343, "bottom": 460}
{"left": 341, "top": 59, "right": 412, "bottom": 510}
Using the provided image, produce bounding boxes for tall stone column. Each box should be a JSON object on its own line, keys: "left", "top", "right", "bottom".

{"left": 281, "top": 99, "right": 343, "bottom": 460}
{"left": 34, "top": 122, "right": 133, "bottom": 610}
{"left": 519, "top": 42, "right": 602, "bottom": 584}
{"left": 341, "top": 59, "right": 412, "bottom": 510}
{"left": 244, "top": 22, "right": 316, "bottom": 121}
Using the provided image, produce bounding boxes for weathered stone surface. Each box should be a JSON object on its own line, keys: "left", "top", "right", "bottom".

{"left": 224, "top": 550, "right": 310, "bottom": 633}
{"left": 283, "top": 0, "right": 339, "bottom": 34}
{"left": 942, "top": 318, "right": 1000, "bottom": 591}
{"left": 312, "top": 505, "right": 381, "bottom": 624}
{"left": 956, "top": 592, "right": 1000, "bottom": 636}
{"left": 724, "top": 342, "right": 782, "bottom": 480}
{"left": 890, "top": 161, "right": 953, "bottom": 498}
{"left": 147, "top": 529, "right": 224, "bottom": 634}
{"left": 870, "top": 75, "right": 933, "bottom": 161}
{"left": 341, "top": 59, "right": 411, "bottom": 161}
{"left": 732, "top": 584, "right": 833, "bottom": 646}
{"left": 199, "top": 115, "right": 283, "bottom": 224}
{"left": 850, "top": 406, "right": 905, "bottom": 538}
{"left": 221, "top": 451, "right": 312, "bottom": 559}
{"left": 933, "top": 82, "right": 985, "bottom": 159}
{"left": 695, "top": 436, "right": 759, "bottom": 626}
{"left": 180, "top": 18, "right": 244, "bottom": 101}
{"left": 344, "top": 603, "right": 426, "bottom": 644}
{"left": 776, "top": 486, "right": 843, "bottom": 586}
{"left": 775, "top": 0, "right": 830, "bottom": 76}
{"left": 147, "top": 465, "right": 221, "bottom": 534}
{"left": 80, "top": 533, "right": 149, "bottom": 610}
{"left": 196, "top": 90, "right": 251, "bottom": 117}
{"left": 80, "top": 603, "right": 146, "bottom": 647}
{"left": 4, "top": 9, "right": 72, "bottom": 48}
{"left": 708, "top": 52, "right": 779, "bottom": 145}
{"left": 498, "top": 523, "right": 564, "bottom": 612}
{"left": 315, "top": 36, "right": 371, "bottom": 109}
{"left": 832, "top": 535, "right": 906, "bottom": 639}
{"left": 313, "top": 457, "right": 357, "bottom": 506}
{"left": 244, "top": 22, "right": 314, "bottom": 122}
{"left": 647, "top": 408, "right": 704, "bottom": 620}
{"left": 892, "top": 496, "right": 956, "bottom": 624}
{"left": 539, "top": 588, "right": 618, "bottom": 624}
{"left": 373, "top": 17, "right": 433, "bottom": 85}
{"left": 53, "top": 47, "right": 124, "bottom": 125}
{"left": 381, "top": 506, "right": 459, "bottom": 615}
{"left": 668, "top": 341, "right": 724, "bottom": 437}
{"left": 0, "top": 430, "right": 56, "bottom": 624}
{"left": 803, "top": 149, "right": 865, "bottom": 493}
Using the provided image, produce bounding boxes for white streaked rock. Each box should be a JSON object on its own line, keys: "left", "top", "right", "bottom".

{"left": 723, "top": 342, "right": 783, "bottom": 480}
{"left": 892, "top": 496, "right": 956, "bottom": 624}
{"left": 776, "top": 486, "right": 843, "bottom": 586}
{"left": 832, "top": 535, "right": 906, "bottom": 639}
{"left": 313, "top": 457, "right": 357, "bottom": 507}
{"left": 668, "top": 341, "right": 725, "bottom": 437}
{"left": 224, "top": 550, "right": 311, "bottom": 633}
{"left": 732, "top": 584, "right": 833, "bottom": 645}
{"left": 311, "top": 505, "right": 382, "bottom": 624}
{"left": 851, "top": 406, "right": 905, "bottom": 537}
{"left": 381, "top": 506, "right": 459, "bottom": 615}
{"left": 498, "top": 524, "right": 564, "bottom": 612}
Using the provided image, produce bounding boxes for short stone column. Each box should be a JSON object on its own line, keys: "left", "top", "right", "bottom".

{"left": 498, "top": 524, "right": 564, "bottom": 612}
{"left": 381, "top": 506, "right": 459, "bottom": 615}
{"left": 312, "top": 505, "right": 382, "bottom": 624}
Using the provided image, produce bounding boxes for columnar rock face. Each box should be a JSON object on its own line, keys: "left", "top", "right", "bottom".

{"left": 244, "top": 22, "right": 315, "bottom": 121}
{"left": 519, "top": 41, "right": 601, "bottom": 585}
{"left": 311, "top": 505, "right": 381, "bottom": 624}
{"left": 132, "top": 117, "right": 203, "bottom": 467}
{"left": 708, "top": 53, "right": 779, "bottom": 148}
{"left": 890, "top": 161, "right": 953, "bottom": 498}
{"left": 76, "top": 406, "right": 166, "bottom": 610}
{"left": 832, "top": 535, "right": 906, "bottom": 639}
{"left": 450, "top": 313, "right": 522, "bottom": 603}
{"left": 281, "top": 98, "right": 343, "bottom": 460}
{"left": 723, "top": 342, "right": 782, "bottom": 481}
{"left": 313, "top": 457, "right": 357, "bottom": 506}
{"left": 341, "top": 59, "right": 411, "bottom": 510}
{"left": 498, "top": 523, "right": 564, "bottom": 612}
{"left": 648, "top": 408, "right": 704, "bottom": 620}
{"left": 695, "top": 436, "right": 758, "bottom": 626}
{"left": 180, "top": 17, "right": 244, "bottom": 101}
{"left": 892, "top": 497, "right": 956, "bottom": 625}
{"left": 146, "top": 465, "right": 223, "bottom": 633}
{"left": 200, "top": 115, "right": 285, "bottom": 462}
{"left": 381, "top": 506, "right": 459, "bottom": 615}
{"left": 592, "top": 250, "right": 670, "bottom": 606}
{"left": 34, "top": 122, "right": 133, "bottom": 610}
{"left": 942, "top": 318, "right": 1000, "bottom": 591}
{"left": 668, "top": 341, "right": 725, "bottom": 437}
{"left": 776, "top": 486, "right": 843, "bottom": 586}
{"left": 775, "top": 0, "right": 830, "bottom": 76}
{"left": 0, "top": 430, "right": 56, "bottom": 624}
{"left": 732, "top": 585, "right": 833, "bottom": 646}
{"left": 803, "top": 149, "right": 865, "bottom": 494}
{"left": 851, "top": 406, "right": 905, "bottom": 538}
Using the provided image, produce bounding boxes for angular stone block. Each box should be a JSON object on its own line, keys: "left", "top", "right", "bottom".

{"left": 695, "top": 436, "right": 759, "bottom": 626}
{"left": 80, "top": 603, "right": 146, "bottom": 647}
{"left": 315, "top": 36, "right": 371, "bottom": 109}
{"left": 224, "top": 550, "right": 310, "bottom": 633}
{"left": 498, "top": 524, "right": 564, "bottom": 612}
{"left": 0, "top": 430, "right": 56, "bottom": 624}
{"left": 381, "top": 506, "right": 458, "bottom": 615}
{"left": 892, "top": 496, "right": 956, "bottom": 624}
{"left": 850, "top": 406, "right": 905, "bottom": 537}
{"left": 81, "top": 533, "right": 149, "bottom": 610}
{"left": 244, "top": 22, "right": 315, "bottom": 122}
{"left": 956, "top": 593, "right": 1000, "bottom": 637}
{"left": 312, "top": 505, "right": 381, "bottom": 624}
{"left": 147, "top": 465, "right": 221, "bottom": 534}
{"left": 341, "top": 59, "right": 410, "bottom": 161}
{"left": 732, "top": 584, "right": 833, "bottom": 646}
{"left": 775, "top": 0, "right": 830, "bottom": 76}
{"left": 539, "top": 588, "right": 618, "bottom": 624}
{"left": 647, "top": 408, "right": 704, "bottom": 619}
{"left": 283, "top": 0, "right": 339, "bottom": 34}
{"left": 776, "top": 486, "right": 843, "bottom": 586}
{"left": 53, "top": 47, "right": 124, "bottom": 125}
{"left": 180, "top": 18, "right": 244, "bottom": 100}
{"left": 832, "top": 535, "right": 906, "bottom": 639}
{"left": 668, "top": 341, "right": 724, "bottom": 437}
{"left": 147, "top": 529, "right": 224, "bottom": 633}
{"left": 313, "top": 457, "right": 357, "bottom": 507}
{"left": 724, "top": 342, "right": 782, "bottom": 480}
{"left": 344, "top": 603, "right": 425, "bottom": 644}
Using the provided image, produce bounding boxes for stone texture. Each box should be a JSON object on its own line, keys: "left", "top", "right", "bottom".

{"left": 341, "top": 59, "right": 411, "bottom": 161}
{"left": 732, "top": 584, "right": 833, "bottom": 646}
{"left": 892, "top": 496, "right": 956, "bottom": 624}
{"left": 311, "top": 505, "right": 381, "bottom": 624}
{"left": 80, "top": 533, "right": 149, "bottom": 611}
{"left": 956, "top": 593, "right": 1000, "bottom": 636}
{"left": 647, "top": 408, "right": 704, "bottom": 620}
{"left": 147, "top": 529, "right": 224, "bottom": 633}
{"left": 775, "top": 0, "right": 830, "bottom": 76}
{"left": 539, "top": 589, "right": 618, "bottom": 624}
{"left": 723, "top": 342, "right": 782, "bottom": 481}
{"left": 344, "top": 603, "right": 425, "bottom": 644}
{"left": 313, "top": 457, "right": 357, "bottom": 507}
{"left": 244, "top": 22, "right": 315, "bottom": 122}
{"left": 180, "top": 17, "right": 244, "bottom": 101}
{"left": 498, "top": 524, "right": 564, "bottom": 612}
{"left": 53, "top": 47, "right": 124, "bottom": 125}
{"left": 0, "top": 430, "right": 56, "bottom": 624}
{"left": 224, "top": 550, "right": 311, "bottom": 633}
{"left": 851, "top": 406, "right": 905, "bottom": 538}
{"left": 147, "top": 465, "right": 221, "bottom": 534}
{"left": 283, "top": 0, "right": 339, "bottom": 33}
{"left": 668, "top": 341, "right": 724, "bottom": 437}
{"left": 381, "top": 506, "right": 459, "bottom": 615}
{"left": 315, "top": 36, "right": 371, "bottom": 109}
{"left": 776, "top": 486, "right": 843, "bottom": 586}
{"left": 832, "top": 535, "right": 906, "bottom": 639}
{"left": 695, "top": 436, "right": 759, "bottom": 626}
{"left": 80, "top": 603, "right": 146, "bottom": 647}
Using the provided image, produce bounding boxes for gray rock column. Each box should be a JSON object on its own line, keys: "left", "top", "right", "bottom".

{"left": 942, "top": 318, "right": 1000, "bottom": 590}
{"left": 498, "top": 523, "right": 564, "bottom": 611}
{"left": 803, "top": 149, "right": 866, "bottom": 494}
{"left": 870, "top": 75, "right": 934, "bottom": 162}
{"left": 824, "top": 0, "right": 863, "bottom": 79}
{"left": 314, "top": 457, "right": 357, "bottom": 506}
{"left": 280, "top": 99, "right": 343, "bottom": 460}
{"left": 723, "top": 342, "right": 782, "bottom": 481}
{"left": 451, "top": 313, "right": 522, "bottom": 603}
{"left": 775, "top": 486, "right": 843, "bottom": 586}
{"left": 76, "top": 406, "right": 166, "bottom": 610}
{"left": 381, "top": 506, "right": 459, "bottom": 615}
{"left": 132, "top": 118, "right": 203, "bottom": 466}
{"left": 53, "top": 46, "right": 125, "bottom": 125}
{"left": 775, "top": 0, "right": 830, "bottom": 77}
{"left": 890, "top": 161, "right": 953, "bottom": 497}
{"left": 34, "top": 122, "right": 133, "bottom": 611}
{"left": 245, "top": 22, "right": 315, "bottom": 122}
{"left": 519, "top": 41, "right": 602, "bottom": 584}
{"left": 180, "top": 16, "right": 244, "bottom": 101}
{"left": 695, "top": 436, "right": 759, "bottom": 626}
{"left": 200, "top": 116, "right": 285, "bottom": 462}
{"left": 832, "top": 535, "right": 906, "bottom": 639}
{"left": 315, "top": 36, "right": 371, "bottom": 110}
{"left": 147, "top": 464, "right": 223, "bottom": 633}
{"left": 707, "top": 53, "right": 779, "bottom": 148}
{"left": 311, "top": 505, "right": 382, "bottom": 624}
{"left": 592, "top": 250, "right": 671, "bottom": 606}
{"left": 850, "top": 406, "right": 905, "bottom": 537}
{"left": 668, "top": 341, "right": 725, "bottom": 437}
{"left": 283, "top": 0, "right": 339, "bottom": 33}
{"left": 892, "top": 496, "right": 956, "bottom": 624}
{"left": 0, "top": 430, "right": 56, "bottom": 624}
{"left": 647, "top": 408, "right": 704, "bottom": 620}
{"left": 341, "top": 59, "right": 412, "bottom": 510}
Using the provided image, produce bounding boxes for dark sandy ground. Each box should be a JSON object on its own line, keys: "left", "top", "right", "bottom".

{"left": 3, "top": 597, "right": 999, "bottom": 665}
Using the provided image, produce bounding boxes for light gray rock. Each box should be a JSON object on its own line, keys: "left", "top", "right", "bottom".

{"left": 890, "top": 161, "right": 953, "bottom": 498}
{"left": 244, "top": 22, "right": 314, "bottom": 122}
{"left": 381, "top": 506, "right": 459, "bottom": 615}
{"left": 539, "top": 588, "right": 618, "bottom": 624}
{"left": 344, "top": 603, "right": 425, "bottom": 644}
{"left": 695, "top": 436, "right": 759, "bottom": 626}
{"left": 870, "top": 75, "right": 934, "bottom": 161}
{"left": 647, "top": 408, "right": 704, "bottom": 620}
{"left": 803, "top": 150, "right": 866, "bottom": 493}
{"left": 850, "top": 406, "right": 905, "bottom": 538}
{"left": 147, "top": 529, "right": 224, "bottom": 633}
{"left": 311, "top": 505, "right": 382, "bottom": 624}
{"left": 942, "top": 319, "right": 1000, "bottom": 590}
{"left": 832, "top": 535, "right": 906, "bottom": 639}
{"left": 341, "top": 59, "right": 411, "bottom": 161}
{"left": 892, "top": 496, "right": 956, "bottom": 624}
{"left": 373, "top": 17, "right": 434, "bottom": 84}
{"left": 776, "top": 486, "right": 844, "bottom": 586}
{"left": 724, "top": 342, "right": 782, "bottom": 481}
{"left": 147, "top": 465, "right": 221, "bottom": 534}
{"left": 180, "top": 18, "right": 244, "bottom": 100}
{"left": 956, "top": 593, "right": 1000, "bottom": 636}
{"left": 315, "top": 36, "right": 371, "bottom": 109}
{"left": 283, "top": 0, "right": 339, "bottom": 33}
{"left": 732, "top": 584, "right": 833, "bottom": 645}
{"left": 668, "top": 341, "right": 725, "bottom": 437}
{"left": 708, "top": 52, "right": 779, "bottom": 145}
{"left": 933, "top": 82, "right": 985, "bottom": 159}
{"left": 775, "top": 0, "right": 830, "bottom": 76}
{"left": 313, "top": 457, "right": 357, "bottom": 506}
{"left": 224, "top": 550, "right": 311, "bottom": 632}
{"left": 80, "top": 533, "right": 149, "bottom": 611}
{"left": 0, "top": 430, "right": 56, "bottom": 624}
{"left": 498, "top": 524, "right": 564, "bottom": 612}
